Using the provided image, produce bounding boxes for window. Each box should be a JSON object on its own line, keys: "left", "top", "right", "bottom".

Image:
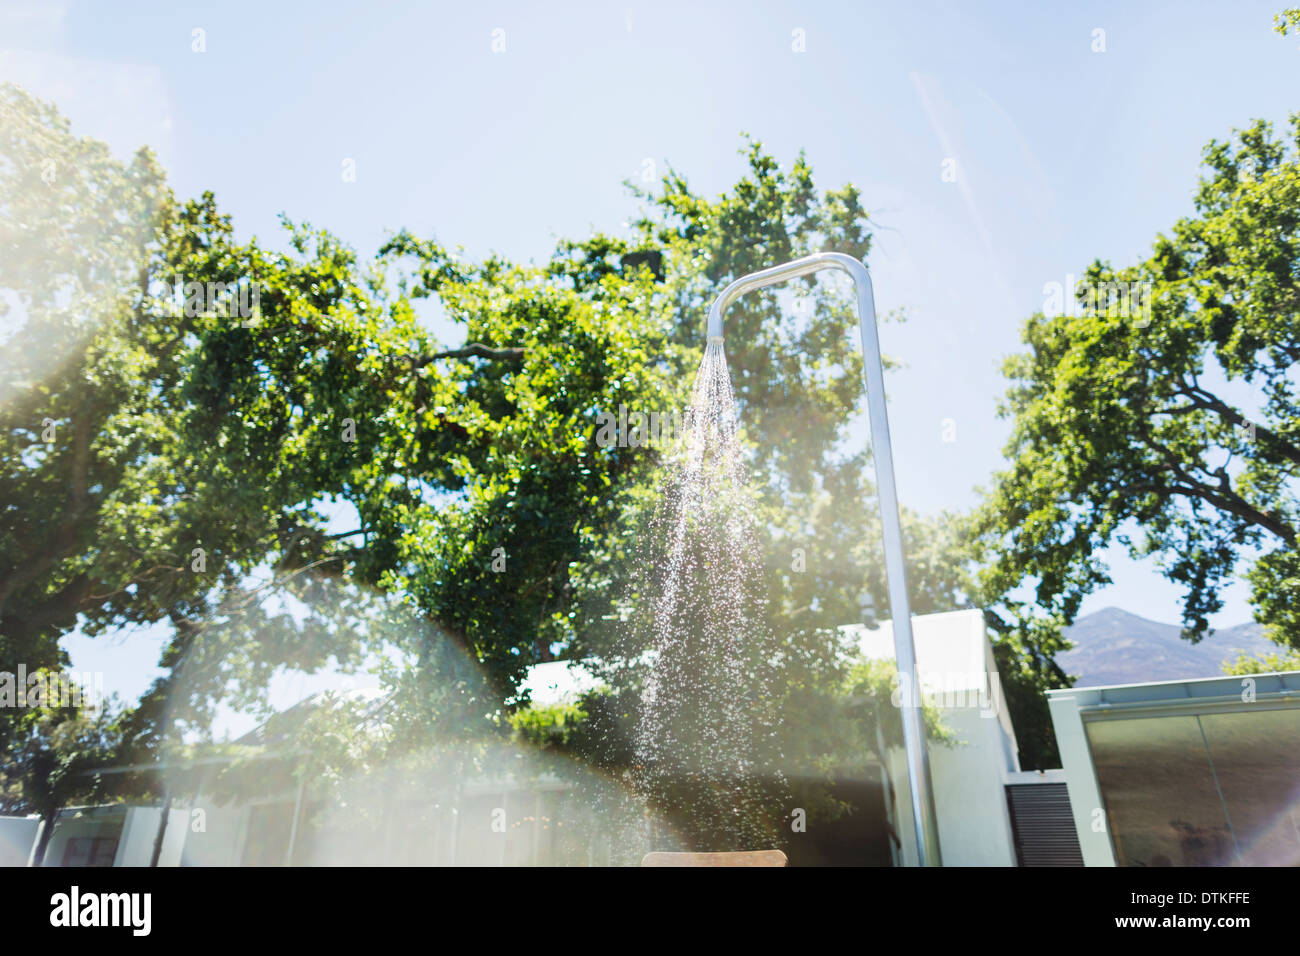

{"left": 240, "top": 802, "right": 295, "bottom": 866}
{"left": 1085, "top": 708, "right": 1300, "bottom": 866}
{"left": 61, "top": 836, "right": 118, "bottom": 867}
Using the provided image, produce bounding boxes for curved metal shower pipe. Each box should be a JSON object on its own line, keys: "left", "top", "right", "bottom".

{"left": 705, "top": 251, "right": 942, "bottom": 867}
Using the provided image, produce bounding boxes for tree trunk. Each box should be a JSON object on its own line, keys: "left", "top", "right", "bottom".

{"left": 31, "top": 808, "right": 58, "bottom": 867}
{"left": 149, "top": 790, "right": 172, "bottom": 867}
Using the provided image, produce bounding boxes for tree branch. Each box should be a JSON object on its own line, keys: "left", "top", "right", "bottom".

{"left": 1132, "top": 427, "right": 1297, "bottom": 544}
{"left": 415, "top": 343, "right": 526, "bottom": 366}
{"left": 1170, "top": 381, "right": 1300, "bottom": 469}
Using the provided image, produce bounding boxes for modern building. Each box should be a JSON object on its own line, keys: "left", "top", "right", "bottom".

{"left": 842, "top": 608, "right": 1079, "bottom": 866}
{"left": 1048, "top": 671, "right": 1300, "bottom": 866}
{"left": 14, "top": 609, "right": 1297, "bottom": 866}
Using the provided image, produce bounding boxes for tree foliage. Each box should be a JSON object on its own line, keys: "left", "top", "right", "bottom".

{"left": 974, "top": 116, "right": 1300, "bottom": 730}
{"left": 0, "top": 700, "right": 121, "bottom": 865}
{"left": 2, "top": 89, "right": 976, "bottom": 849}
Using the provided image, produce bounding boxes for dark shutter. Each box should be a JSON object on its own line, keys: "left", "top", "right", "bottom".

{"left": 1005, "top": 782, "right": 1084, "bottom": 867}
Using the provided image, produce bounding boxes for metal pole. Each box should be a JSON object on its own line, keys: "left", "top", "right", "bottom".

{"left": 706, "top": 251, "right": 942, "bottom": 866}
{"left": 284, "top": 777, "right": 305, "bottom": 866}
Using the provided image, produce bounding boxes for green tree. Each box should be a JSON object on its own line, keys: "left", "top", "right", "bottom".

{"left": 0, "top": 83, "right": 169, "bottom": 688}
{"left": 1224, "top": 647, "right": 1300, "bottom": 674}
{"left": 1, "top": 700, "right": 121, "bottom": 866}
{"left": 973, "top": 116, "right": 1300, "bottom": 762}
{"left": 1276, "top": 8, "right": 1300, "bottom": 40}
{"left": 4, "top": 87, "right": 978, "bottom": 855}
{"left": 173, "top": 137, "right": 978, "bottom": 847}
{"left": 0, "top": 86, "right": 375, "bottom": 753}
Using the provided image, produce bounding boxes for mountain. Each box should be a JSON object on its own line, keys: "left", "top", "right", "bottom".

{"left": 1057, "top": 607, "right": 1280, "bottom": 687}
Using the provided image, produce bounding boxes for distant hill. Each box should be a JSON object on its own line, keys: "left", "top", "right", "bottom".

{"left": 1058, "top": 607, "right": 1279, "bottom": 687}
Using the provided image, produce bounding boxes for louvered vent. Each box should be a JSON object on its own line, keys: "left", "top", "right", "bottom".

{"left": 1006, "top": 782, "right": 1084, "bottom": 867}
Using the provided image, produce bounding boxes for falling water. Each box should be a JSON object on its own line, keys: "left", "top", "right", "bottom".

{"left": 630, "top": 339, "right": 787, "bottom": 851}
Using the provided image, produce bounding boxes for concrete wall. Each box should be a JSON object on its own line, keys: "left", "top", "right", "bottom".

{"left": 0, "top": 816, "right": 40, "bottom": 866}
{"left": 932, "top": 708, "right": 1019, "bottom": 865}
{"left": 30, "top": 801, "right": 253, "bottom": 867}
{"left": 113, "top": 807, "right": 189, "bottom": 866}
{"left": 180, "top": 803, "right": 250, "bottom": 866}
{"left": 888, "top": 703, "right": 1021, "bottom": 866}
{"left": 855, "top": 609, "right": 1025, "bottom": 866}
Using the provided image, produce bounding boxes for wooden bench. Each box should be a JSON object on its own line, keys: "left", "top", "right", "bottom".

{"left": 641, "top": 850, "right": 788, "bottom": 867}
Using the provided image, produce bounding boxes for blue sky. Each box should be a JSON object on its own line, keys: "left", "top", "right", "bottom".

{"left": 3, "top": 0, "right": 1296, "bottom": 732}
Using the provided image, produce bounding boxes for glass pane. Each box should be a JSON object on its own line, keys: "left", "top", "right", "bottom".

{"left": 1085, "top": 716, "right": 1232, "bottom": 866}
{"left": 60, "top": 837, "right": 92, "bottom": 867}
{"left": 1198, "top": 710, "right": 1300, "bottom": 866}
{"left": 90, "top": 837, "right": 118, "bottom": 866}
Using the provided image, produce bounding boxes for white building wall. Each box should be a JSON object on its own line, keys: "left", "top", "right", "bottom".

{"left": 0, "top": 816, "right": 40, "bottom": 866}
{"left": 180, "top": 803, "right": 249, "bottom": 866}
{"left": 930, "top": 709, "right": 1019, "bottom": 865}
{"left": 851, "top": 609, "right": 1024, "bottom": 866}
{"left": 113, "top": 807, "right": 188, "bottom": 866}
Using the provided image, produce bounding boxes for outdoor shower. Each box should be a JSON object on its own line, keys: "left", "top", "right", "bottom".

{"left": 705, "top": 252, "right": 943, "bottom": 867}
